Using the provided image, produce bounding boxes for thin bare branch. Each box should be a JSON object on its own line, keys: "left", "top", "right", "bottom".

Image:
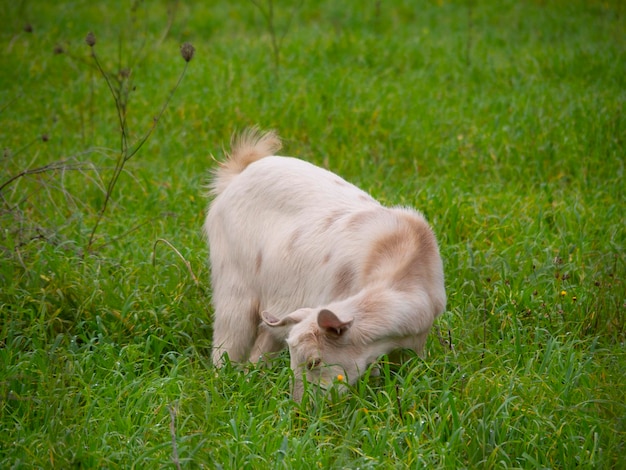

{"left": 127, "top": 61, "right": 190, "bottom": 161}
{"left": 0, "top": 160, "right": 95, "bottom": 194}
{"left": 86, "top": 41, "right": 191, "bottom": 254}
{"left": 152, "top": 237, "right": 200, "bottom": 287}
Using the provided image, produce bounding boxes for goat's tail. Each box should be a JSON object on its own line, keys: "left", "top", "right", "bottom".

{"left": 209, "top": 127, "right": 282, "bottom": 196}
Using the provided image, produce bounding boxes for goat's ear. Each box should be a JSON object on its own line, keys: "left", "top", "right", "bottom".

{"left": 261, "top": 311, "right": 302, "bottom": 328}
{"left": 318, "top": 309, "right": 353, "bottom": 336}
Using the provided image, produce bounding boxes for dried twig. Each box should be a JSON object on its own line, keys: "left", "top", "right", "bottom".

{"left": 395, "top": 383, "right": 404, "bottom": 424}
{"left": 0, "top": 159, "right": 93, "bottom": 194}
{"left": 435, "top": 324, "right": 455, "bottom": 352}
{"left": 84, "top": 27, "right": 193, "bottom": 255}
{"left": 249, "top": 0, "right": 304, "bottom": 77}
{"left": 152, "top": 238, "right": 200, "bottom": 287}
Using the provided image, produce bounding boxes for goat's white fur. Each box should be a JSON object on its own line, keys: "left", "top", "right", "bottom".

{"left": 204, "top": 128, "right": 446, "bottom": 400}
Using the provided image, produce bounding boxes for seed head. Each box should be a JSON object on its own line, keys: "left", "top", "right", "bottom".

{"left": 53, "top": 44, "right": 65, "bottom": 55}
{"left": 41, "top": 134, "right": 49, "bottom": 142}
{"left": 180, "top": 42, "right": 195, "bottom": 62}
{"left": 24, "top": 24, "right": 33, "bottom": 33}
{"left": 85, "top": 31, "right": 96, "bottom": 47}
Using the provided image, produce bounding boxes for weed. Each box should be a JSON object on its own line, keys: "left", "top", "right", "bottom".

{"left": 84, "top": 27, "right": 194, "bottom": 254}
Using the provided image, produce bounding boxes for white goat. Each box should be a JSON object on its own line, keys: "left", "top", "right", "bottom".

{"left": 204, "top": 129, "right": 446, "bottom": 400}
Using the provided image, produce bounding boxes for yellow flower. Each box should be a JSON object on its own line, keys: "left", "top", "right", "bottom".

{"left": 336, "top": 374, "right": 344, "bottom": 382}
{"left": 560, "top": 290, "right": 567, "bottom": 297}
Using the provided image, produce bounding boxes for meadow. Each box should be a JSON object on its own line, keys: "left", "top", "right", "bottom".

{"left": 1, "top": 0, "right": 624, "bottom": 467}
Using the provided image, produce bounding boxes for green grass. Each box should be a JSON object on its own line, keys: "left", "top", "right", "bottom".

{"left": 1, "top": 0, "right": 625, "bottom": 467}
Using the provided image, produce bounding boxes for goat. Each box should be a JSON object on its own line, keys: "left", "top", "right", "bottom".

{"left": 204, "top": 129, "right": 446, "bottom": 400}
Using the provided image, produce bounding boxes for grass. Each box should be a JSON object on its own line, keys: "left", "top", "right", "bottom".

{"left": 1, "top": 0, "right": 625, "bottom": 467}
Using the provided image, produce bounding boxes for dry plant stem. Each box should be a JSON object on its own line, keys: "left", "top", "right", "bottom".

{"left": 249, "top": 0, "right": 303, "bottom": 77}
{"left": 156, "top": 0, "right": 180, "bottom": 49}
{"left": 85, "top": 46, "right": 190, "bottom": 254}
{"left": 152, "top": 238, "right": 200, "bottom": 287}
{"left": 85, "top": 49, "right": 128, "bottom": 254}
{"left": 130, "top": 61, "right": 190, "bottom": 159}
{"left": 0, "top": 160, "right": 93, "bottom": 194}
{"left": 435, "top": 324, "right": 454, "bottom": 352}
{"left": 395, "top": 383, "right": 404, "bottom": 424}
{"left": 88, "top": 218, "right": 157, "bottom": 252}
{"left": 2, "top": 135, "right": 42, "bottom": 162}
